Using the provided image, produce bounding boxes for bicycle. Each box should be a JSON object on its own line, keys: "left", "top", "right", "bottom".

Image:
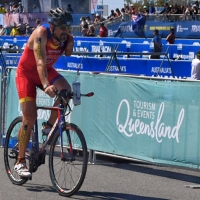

{"left": 4, "top": 88, "right": 94, "bottom": 197}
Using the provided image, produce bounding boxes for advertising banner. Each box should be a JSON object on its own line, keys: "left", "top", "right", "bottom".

{"left": 5, "top": 69, "right": 200, "bottom": 169}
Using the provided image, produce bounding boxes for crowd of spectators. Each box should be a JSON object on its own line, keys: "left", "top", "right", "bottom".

{"left": 1, "top": 1, "right": 200, "bottom": 38}
{"left": 0, "top": 19, "right": 41, "bottom": 36}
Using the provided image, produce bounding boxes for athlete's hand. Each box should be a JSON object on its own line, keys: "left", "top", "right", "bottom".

{"left": 44, "top": 85, "right": 57, "bottom": 98}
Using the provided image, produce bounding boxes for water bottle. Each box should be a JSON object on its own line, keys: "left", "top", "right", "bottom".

{"left": 72, "top": 81, "right": 81, "bottom": 106}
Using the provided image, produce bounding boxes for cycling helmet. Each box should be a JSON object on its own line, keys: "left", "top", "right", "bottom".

{"left": 48, "top": 8, "right": 73, "bottom": 26}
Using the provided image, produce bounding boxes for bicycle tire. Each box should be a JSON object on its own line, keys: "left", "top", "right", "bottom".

{"left": 49, "top": 123, "right": 88, "bottom": 197}
{"left": 4, "top": 116, "right": 29, "bottom": 185}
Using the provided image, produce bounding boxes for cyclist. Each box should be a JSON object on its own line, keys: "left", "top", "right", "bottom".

{"left": 14, "top": 7, "right": 74, "bottom": 177}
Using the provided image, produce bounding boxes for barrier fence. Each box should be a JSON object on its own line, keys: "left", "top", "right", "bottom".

{"left": 0, "top": 36, "right": 197, "bottom": 78}
{"left": 3, "top": 68, "right": 200, "bottom": 170}
{"left": 1, "top": 40, "right": 200, "bottom": 170}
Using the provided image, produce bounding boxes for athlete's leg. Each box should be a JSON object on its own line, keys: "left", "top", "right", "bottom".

{"left": 47, "top": 77, "right": 71, "bottom": 125}
{"left": 18, "top": 100, "right": 37, "bottom": 160}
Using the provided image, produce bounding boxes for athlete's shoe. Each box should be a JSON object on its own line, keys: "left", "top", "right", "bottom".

{"left": 14, "top": 162, "right": 32, "bottom": 178}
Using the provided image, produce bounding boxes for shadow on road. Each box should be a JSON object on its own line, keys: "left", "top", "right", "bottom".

{"left": 24, "top": 183, "right": 55, "bottom": 193}
{"left": 74, "top": 191, "right": 169, "bottom": 200}
{"left": 96, "top": 155, "right": 200, "bottom": 185}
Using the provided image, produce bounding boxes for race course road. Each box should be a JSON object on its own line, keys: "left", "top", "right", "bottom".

{"left": 0, "top": 147, "right": 200, "bottom": 200}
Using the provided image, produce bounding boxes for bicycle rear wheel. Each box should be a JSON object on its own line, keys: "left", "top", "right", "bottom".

{"left": 4, "top": 116, "right": 29, "bottom": 185}
{"left": 49, "top": 123, "right": 88, "bottom": 197}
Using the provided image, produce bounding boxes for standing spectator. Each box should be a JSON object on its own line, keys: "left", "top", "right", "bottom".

{"left": 16, "top": 2, "right": 24, "bottom": 13}
{"left": 115, "top": 8, "right": 122, "bottom": 18}
{"left": 0, "top": 4, "right": 5, "bottom": 14}
{"left": 108, "top": 10, "right": 117, "bottom": 20}
{"left": 93, "top": 13, "right": 102, "bottom": 24}
{"left": 0, "top": 24, "right": 6, "bottom": 36}
{"left": 191, "top": 50, "right": 200, "bottom": 80}
{"left": 129, "top": 4, "right": 136, "bottom": 15}
{"left": 10, "top": 3, "right": 18, "bottom": 13}
{"left": 32, "top": 4, "right": 40, "bottom": 13}
{"left": 4, "top": 2, "right": 10, "bottom": 13}
{"left": 150, "top": 29, "right": 162, "bottom": 59}
{"left": 66, "top": 4, "right": 74, "bottom": 14}
{"left": 121, "top": 8, "right": 129, "bottom": 21}
{"left": 149, "top": 2, "right": 156, "bottom": 14}
{"left": 99, "top": 23, "right": 108, "bottom": 37}
{"left": 25, "top": 24, "right": 32, "bottom": 36}
{"left": 85, "top": 25, "right": 96, "bottom": 37}
{"left": 192, "top": 4, "right": 199, "bottom": 20}
{"left": 36, "top": 19, "right": 41, "bottom": 27}
{"left": 166, "top": 28, "right": 175, "bottom": 44}
{"left": 80, "top": 17, "right": 88, "bottom": 36}
{"left": 86, "top": 16, "right": 92, "bottom": 25}
{"left": 10, "top": 23, "right": 21, "bottom": 36}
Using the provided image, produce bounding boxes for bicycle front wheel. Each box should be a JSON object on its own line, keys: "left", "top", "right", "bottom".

{"left": 49, "top": 123, "right": 88, "bottom": 197}
{"left": 4, "top": 116, "right": 29, "bottom": 185}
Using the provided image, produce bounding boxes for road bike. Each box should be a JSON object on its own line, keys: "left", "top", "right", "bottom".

{"left": 4, "top": 88, "right": 94, "bottom": 197}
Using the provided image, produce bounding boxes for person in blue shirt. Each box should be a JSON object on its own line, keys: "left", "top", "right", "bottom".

{"left": 150, "top": 29, "right": 162, "bottom": 59}
{"left": 149, "top": 2, "right": 155, "bottom": 14}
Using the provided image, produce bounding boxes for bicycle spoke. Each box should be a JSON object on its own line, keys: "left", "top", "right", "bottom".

{"left": 49, "top": 123, "right": 88, "bottom": 197}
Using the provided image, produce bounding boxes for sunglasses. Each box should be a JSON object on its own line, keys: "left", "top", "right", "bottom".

{"left": 57, "top": 25, "right": 71, "bottom": 30}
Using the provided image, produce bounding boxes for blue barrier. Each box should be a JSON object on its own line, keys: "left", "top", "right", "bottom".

{"left": 54, "top": 56, "right": 192, "bottom": 78}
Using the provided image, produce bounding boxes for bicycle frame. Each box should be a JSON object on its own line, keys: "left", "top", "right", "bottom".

{"left": 33, "top": 100, "right": 71, "bottom": 161}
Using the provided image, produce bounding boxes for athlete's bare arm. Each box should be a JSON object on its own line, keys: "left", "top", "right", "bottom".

{"left": 30, "top": 27, "right": 56, "bottom": 97}
{"left": 65, "top": 34, "right": 74, "bottom": 56}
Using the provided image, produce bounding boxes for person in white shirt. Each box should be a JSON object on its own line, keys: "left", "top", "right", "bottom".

{"left": 191, "top": 50, "right": 200, "bottom": 80}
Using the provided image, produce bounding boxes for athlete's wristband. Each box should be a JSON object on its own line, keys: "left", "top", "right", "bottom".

{"left": 43, "top": 83, "right": 50, "bottom": 90}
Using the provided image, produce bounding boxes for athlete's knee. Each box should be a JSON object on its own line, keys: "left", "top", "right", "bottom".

{"left": 22, "top": 113, "right": 37, "bottom": 127}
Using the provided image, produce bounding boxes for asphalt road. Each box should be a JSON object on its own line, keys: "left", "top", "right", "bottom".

{"left": 1, "top": 147, "right": 200, "bottom": 200}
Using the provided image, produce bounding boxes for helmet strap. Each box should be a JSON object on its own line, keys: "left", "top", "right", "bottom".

{"left": 51, "top": 26, "right": 61, "bottom": 43}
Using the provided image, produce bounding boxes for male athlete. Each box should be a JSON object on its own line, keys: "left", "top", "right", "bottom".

{"left": 14, "top": 8, "right": 74, "bottom": 177}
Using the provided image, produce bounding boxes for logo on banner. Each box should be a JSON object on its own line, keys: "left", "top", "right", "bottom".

{"left": 191, "top": 25, "right": 200, "bottom": 32}
{"left": 176, "top": 25, "right": 188, "bottom": 33}
{"left": 116, "top": 100, "right": 184, "bottom": 143}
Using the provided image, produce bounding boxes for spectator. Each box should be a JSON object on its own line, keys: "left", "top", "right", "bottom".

{"left": 99, "top": 23, "right": 108, "bottom": 37}
{"left": 80, "top": 17, "right": 88, "bottom": 36}
{"left": 0, "top": 24, "right": 6, "bottom": 36}
{"left": 86, "top": 16, "right": 92, "bottom": 25}
{"left": 150, "top": 29, "right": 162, "bottom": 59}
{"left": 16, "top": 2, "right": 24, "bottom": 13}
{"left": 121, "top": 8, "right": 129, "bottom": 21}
{"left": 108, "top": 10, "right": 117, "bottom": 20}
{"left": 66, "top": 4, "right": 74, "bottom": 14}
{"left": 85, "top": 25, "right": 96, "bottom": 37}
{"left": 0, "top": 4, "right": 6, "bottom": 14}
{"left": 166, "top": 28, "right": 175, "bottom": 44}
{"left": 3, "top": 25, "right": 11, "bottom": 35}
{"left": 93, "top": 13, "right": 102, "bottom": 24}
{"left": 124, "top": 5, "right": 130, "bottom": 14}
{"left": 36, "top": 19, "right": 41, "bottom": 27}
{"left": 10, "top": 23, "right": 21, "bottom": 36}
{"left": 183, "top": 4, "right": 192, "bottom": 20}
{"left": 10, "top": 2, "right": 18, "bottom": 13}
{"left": 192, "top": 4, "right": 199, "bottom": 20}
{"left": 129, "top": 4, "right": 136, "bottom": 15}
{"left": 191, "top": 50, "right": 200, "bottom": 80}
{"left": 160, "top": 2, "right": 171, "bottom": 20}
{"left": 149, "top": 2, "right": 156, "bottom": 14}
{"left": 115, "top": 8, "right": 122, "bottom": 18}
{"left": 32, "top": 4, "right": 40, "bottom": 13}
{"left": 4, "top": 2, "right": 10, "bottom": 13}
{"left": 169, "top": 3, "right": 181, "bottom": 21}
{"left": 25, "top": 24, "right": 32, "bottom": 36}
